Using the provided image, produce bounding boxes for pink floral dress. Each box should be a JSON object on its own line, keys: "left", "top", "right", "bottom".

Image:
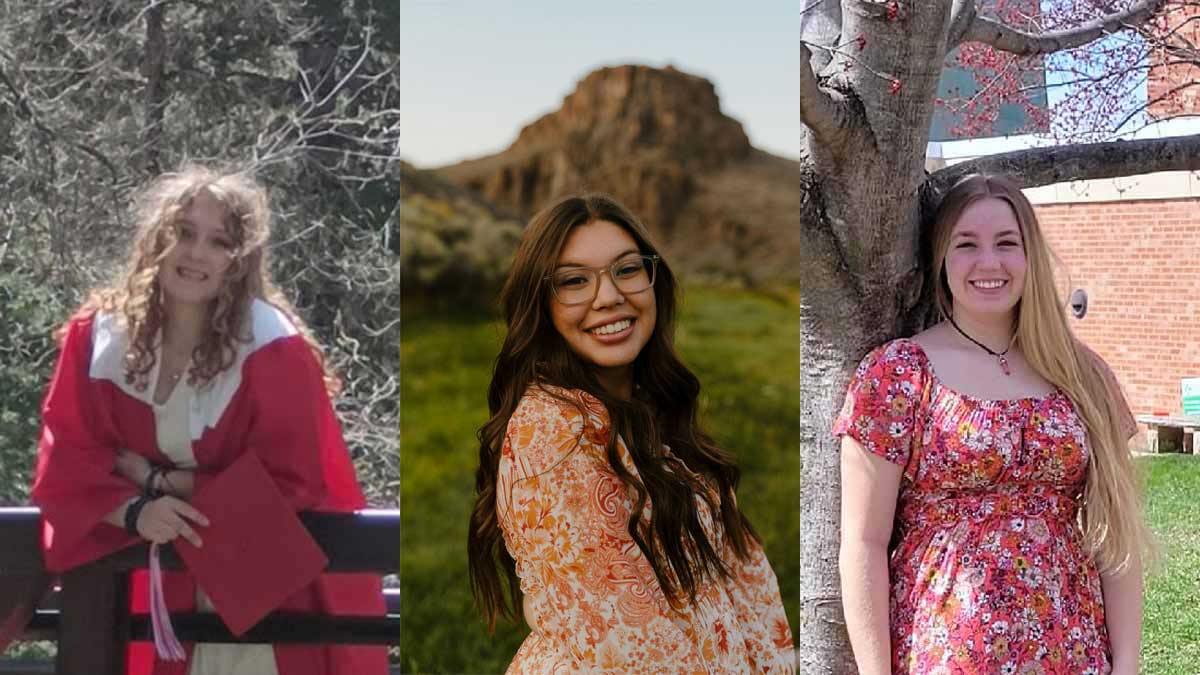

{"left": 497, "top": 385, "right": 794, "bottom": 674}
{"left": 834, "top": 339, "right": 1134, "bottom": 675}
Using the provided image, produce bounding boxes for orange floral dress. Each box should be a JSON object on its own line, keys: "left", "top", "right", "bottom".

{"left": 497, "top": 385, "right": 794, "bottom": 674}
{"left": 834, "top": 339, "right": 1134, "bottom": 675}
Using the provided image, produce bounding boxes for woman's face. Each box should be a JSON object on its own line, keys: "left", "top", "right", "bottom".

{"left": 944, "top": 197, "right": 1027, "bottom": 320}
{"left": 548, "top": 219, "right": 657, "bottom": 395}
{"left": 158, "top": 191, "right": 237, "bottom": 307}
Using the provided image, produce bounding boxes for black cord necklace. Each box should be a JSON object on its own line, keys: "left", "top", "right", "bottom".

{"left": 948, "top": 315, "right": 1015, "bottom": 376}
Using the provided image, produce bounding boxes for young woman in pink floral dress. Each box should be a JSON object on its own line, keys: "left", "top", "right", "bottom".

{"left": 468, "top": 194, "right": 794, "bottom": 674}
{"left": 835, "top": 174, "right": 1153, "bottom": 674}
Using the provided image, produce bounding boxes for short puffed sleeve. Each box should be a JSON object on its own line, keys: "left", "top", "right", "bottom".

{"left": 832, "top": 340, "right": 929, "bottom": 469}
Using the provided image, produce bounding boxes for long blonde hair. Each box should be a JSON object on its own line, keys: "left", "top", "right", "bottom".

{"left": 930, "top": 173, "right": 1153, "bottom": 574}
{"left": 59, "top": 165, "right": 339, "bottom": 395}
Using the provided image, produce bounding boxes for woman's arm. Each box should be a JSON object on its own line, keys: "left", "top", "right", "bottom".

{"left": 1102, "top": 557, "right": 1144, "bottom": 675}
{"left": 839, "top": 435, "right": 902, "bottom": 675}
{"left": 830, "top": 342, "right": 924, "bottom": 675}
{"left": 32, "top": 316, "right": 143, "bottom": 571}
{"left": 159, "top": 469, "right": 194, "bottom": 500}
{"left": 113, "top": 450, "right": 195, "bottom": 500}
{"left": 100, "top": 495, "right": 207, "bottom": 547}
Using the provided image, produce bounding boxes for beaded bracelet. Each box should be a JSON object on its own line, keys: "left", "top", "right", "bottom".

{"left": 144, "top": 465, "right": 165, "bottom": 498}
{"left": 159, "top": 469, "right": 177, "bottom": 495}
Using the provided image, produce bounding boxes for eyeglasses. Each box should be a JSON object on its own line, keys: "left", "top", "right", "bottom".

{"left": 546, "top": 254, "right": 660, "bottom": 306}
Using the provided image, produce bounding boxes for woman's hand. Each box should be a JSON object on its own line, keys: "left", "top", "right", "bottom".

{"left": 135, "top": 496, "right": 210, "bottom": 548}
{"left": 114, "top": 449, "right": 152, "bottom": 487}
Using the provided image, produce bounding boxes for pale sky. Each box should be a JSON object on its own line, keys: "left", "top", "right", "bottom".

{"left": 400, "top": 1, "right": 800, "bottom": 168}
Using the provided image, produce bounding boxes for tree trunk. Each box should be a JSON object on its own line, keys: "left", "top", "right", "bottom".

{"left": 797, "top": 187, "right": 880, "bottom": 673}
{"left": 798, "top": 1, "right": 957, "bottom": 671}
{"left": 140, "top": 2, "right": 166, "bottom": 175}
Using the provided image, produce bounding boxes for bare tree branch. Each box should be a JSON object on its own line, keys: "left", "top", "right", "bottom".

{"left": 800, "top": 40, "right": 859, "bottom": 153}
{"left": 947, "top": 0, "right": 979, "bottom": 46}
{"left": 1118, "top": 113, "right": 1200, "bottom": 138}
{"left": 1112, "top": 80, "right": 1200, "bottom": 131}
{"left": 0, "top": 64, "right": 121, "bottom": 183}
{"left": 961, "top": 0, "right": 1165, "bottom": 54}
{"left": 927, "top": 134, "right": 1200, "bottom": 192}
{"left": 799, "top": 0, "right": 842, "bottom": 72}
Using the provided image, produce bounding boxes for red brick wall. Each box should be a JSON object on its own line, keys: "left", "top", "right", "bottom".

{"left": 1037, "top": 198, "right": 1200, "bottom": 416}
{"left": 1148, "top": 2, "right": 1200, "bottom": 117}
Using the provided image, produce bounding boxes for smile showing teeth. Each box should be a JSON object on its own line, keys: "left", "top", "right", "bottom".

{"left": 971, "top": 279, "right": 1006, "bottom": 290}
{"left": 178, "top": 267, "right": 208, "bottom": 281}
{"left": 590, "top": 319, "right": 631, "bottom": 336}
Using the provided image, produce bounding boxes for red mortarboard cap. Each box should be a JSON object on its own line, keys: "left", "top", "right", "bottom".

{"left": 175, "top": 451, "right": 328, "bottom": 636}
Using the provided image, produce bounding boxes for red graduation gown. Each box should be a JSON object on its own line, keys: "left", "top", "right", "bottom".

{"left": 30, "top": 302, "right": 389, "bottom": 675}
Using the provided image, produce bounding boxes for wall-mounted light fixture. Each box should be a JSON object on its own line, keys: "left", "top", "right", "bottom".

{"left": 1069, "top": 288, "right": 1088, "bottom": 319}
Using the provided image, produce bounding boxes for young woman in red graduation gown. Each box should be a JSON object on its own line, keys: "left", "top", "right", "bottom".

{"left": 30, "top": 166, "right": 388, "bottom": 675}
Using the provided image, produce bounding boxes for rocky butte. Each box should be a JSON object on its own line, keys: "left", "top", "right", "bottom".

{"left": 440, "top": 64, "right": 801, "bottom": 287}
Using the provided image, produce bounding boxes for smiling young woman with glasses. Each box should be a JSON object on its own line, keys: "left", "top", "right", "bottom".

{"left": 467, "top": 193, "right": 794, "bottom": 674}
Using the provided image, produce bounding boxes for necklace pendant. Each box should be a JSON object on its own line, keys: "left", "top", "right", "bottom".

{"left": 998, "top": 355, "right": 1011, "bottom": 376}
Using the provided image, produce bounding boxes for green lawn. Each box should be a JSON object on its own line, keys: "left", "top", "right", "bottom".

{"left": 399, "top": 286, "right": 801, "bottom": 674}
{"left": 1140, "top": 454, "right": 1200, "bottom": 674}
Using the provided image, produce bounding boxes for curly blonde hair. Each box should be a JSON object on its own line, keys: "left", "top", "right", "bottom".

{"left": 60, "top": 165, "right": 340, "bottom": 396}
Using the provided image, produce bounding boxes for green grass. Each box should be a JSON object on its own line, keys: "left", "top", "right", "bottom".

{"left": 399, "top": 286, "right": 800, "bottom": 674}
{"left": 1140, "top": 454, "right": 1200, "bottom": 674}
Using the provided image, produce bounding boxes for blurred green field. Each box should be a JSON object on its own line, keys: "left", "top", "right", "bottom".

{"left": 399, "top": 286, "right": 801, "bottom": 674}
{"left": 1140, "top": 454, "right": 1200, "bottom": 674}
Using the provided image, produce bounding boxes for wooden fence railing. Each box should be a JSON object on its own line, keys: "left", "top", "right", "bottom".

{"left": 0, "top": 507, "right": 398, "bottom": 675}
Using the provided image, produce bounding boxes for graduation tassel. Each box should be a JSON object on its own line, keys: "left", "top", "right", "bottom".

{"left": 149, "top": 543, "right": 187, "bottom": 661}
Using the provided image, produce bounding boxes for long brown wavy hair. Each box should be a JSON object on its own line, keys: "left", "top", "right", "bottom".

{"left": 467, "top": 193, "right": 761, "bottom": 630}
{"left": 930, "top": 174, "right": 1153, "bottom": 574}
{"left": 58, "top": 165, "right": 338, "bottom": 394}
